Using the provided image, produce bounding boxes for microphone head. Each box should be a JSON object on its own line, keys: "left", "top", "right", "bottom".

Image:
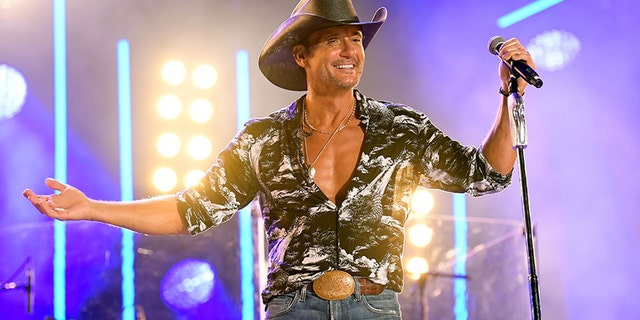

{"left": 488, "top": 36, "right": 505, "bottom": 55}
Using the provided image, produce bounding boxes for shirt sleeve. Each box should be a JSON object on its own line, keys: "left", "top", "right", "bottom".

{"left": 176, "top": 126, "right": 260, "bottom": 235}
{"left": 418, "top": 119, "right": 512, "bottom": 197}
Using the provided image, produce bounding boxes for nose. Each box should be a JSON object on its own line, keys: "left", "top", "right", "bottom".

{"left": 340, "top": 39, "right": 358, "bottom": 57}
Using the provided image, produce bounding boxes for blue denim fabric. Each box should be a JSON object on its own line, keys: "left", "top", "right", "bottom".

{"left": 265, "top": 286, "right": 402, "bottom": 320}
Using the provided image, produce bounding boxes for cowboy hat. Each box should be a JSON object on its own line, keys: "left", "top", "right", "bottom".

{"left": 258, "top": 0, "right": 387, "bottom": 91}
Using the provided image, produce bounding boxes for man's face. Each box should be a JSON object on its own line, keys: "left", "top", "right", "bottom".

{"left": 296, "top": 25, "right": 365, "bottom": 91}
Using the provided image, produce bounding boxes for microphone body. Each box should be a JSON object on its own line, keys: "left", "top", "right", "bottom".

{"left": 488, "top": 36, "right": 543, "bottom": 88}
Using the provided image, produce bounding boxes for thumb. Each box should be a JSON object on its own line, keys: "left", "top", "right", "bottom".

{"left": 45, "top": 178, "right": 68, "bottom": 193}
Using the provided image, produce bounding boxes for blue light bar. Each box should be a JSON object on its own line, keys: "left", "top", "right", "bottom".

{"left": 53, "top": 0, "right": 67, "bottom": 318}
{"left": 453, "top": 193, "right": 468, "bottom": 320}
{"left": 498, "top": 0, "right": 565, "bottom": 28}
{"left": 117, "top": 39, "right": 136, "bottom": 320}
{"left": 235, "top": 49, "right": 255, "bottom": 320}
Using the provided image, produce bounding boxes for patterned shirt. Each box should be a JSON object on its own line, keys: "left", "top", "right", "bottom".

{"left": 176, "top": 89, "right": 512, "bottom": 303}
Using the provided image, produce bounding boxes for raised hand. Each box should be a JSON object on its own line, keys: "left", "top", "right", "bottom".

{"left": 22, "top": 178, "right": 92, "bottom": 221}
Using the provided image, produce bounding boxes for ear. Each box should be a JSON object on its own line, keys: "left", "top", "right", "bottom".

{"left": 292, "top": 45, "right": 307, "bottom": 68}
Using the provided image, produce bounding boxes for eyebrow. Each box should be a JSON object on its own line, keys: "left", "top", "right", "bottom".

{"left": 322, "top": 30, "right": 363, "bottom": 39}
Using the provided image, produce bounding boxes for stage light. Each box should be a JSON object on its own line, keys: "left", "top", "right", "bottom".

{"left": 184, "top": 169, "right": 205, "bottom": 188}
{"left": 187, "top": 135, "right": 212, "bottom": 160}
{"left": 152, "top": 167, "right": 177, "bottom": 192}
{"left": 527, "top": 29, "right": 581, "bottom": 71}
{"left": 406, "top": 257, "right": 429, "bottom": 280}
{"left": 411, "top": 187, "right": 434, "bottom": 216}
{"left": 189, "top": 99, "right": 213, "bottom": 123}
{"left": 192, "top": 64, "right": 217, "bottom": 89}
{"left": 408, "top": 224, "right": 434, "bottom": 248}
{"left": 0, "top": 64, "right": 27, "bottom": 120}
{"left": 156, "top": 132, "right": 181, "bottom": 158}
{"left": 157, "top": 94, "right": 183, "bottom": 120}
{"left": 162, "top": 60, "right": 187, "bottom": 85}
{"left": 160, "top": 259, "right": 215, "bottom": 311}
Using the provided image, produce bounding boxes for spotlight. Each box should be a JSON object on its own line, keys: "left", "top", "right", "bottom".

{"left": 408, "top": 224, "right": 434, "bottom": 248}
{"left": 184, "top": 170, "right": 205, "bottom": 188}
{"left": 187, "top": 135, "right": 212, "bottom": 160}
{"left": 411, "top": 187, "right": 435, "bottom": 216}
{"left": 162, "top": 60, "right": 187, "bottom": 85}
{"left": 406, "top": 257, "right": 430, "bottom": 280}
{"left": 189, "top": 99, "right": 213, "bottom": 123}
{"left": 152, "top": 167, "right": 177, "bottom": 192}
{"left": 192, "top": 64, "right": 217, "bottom": 89}
{"left": 527, "top": 30, "right": 581, "bottom": 71}
{"left": 156, "top": 132, "right": 181, "bottom": 158}
{"left": 0, "top": 64, "right": 27, "bottom": 120}
{"left": 160, "top": 259, "right": 215, "bottom": 311}
{"left": 157, "top": 95, "right": 183, "bottom": 120}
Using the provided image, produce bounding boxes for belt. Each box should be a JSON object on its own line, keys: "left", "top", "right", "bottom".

{"left": 307, "top": 270, "right": 385, "bottom": 300}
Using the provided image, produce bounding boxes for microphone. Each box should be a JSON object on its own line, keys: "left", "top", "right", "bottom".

{"left": 488, "top": 36, "right": 543, "bottom": 88}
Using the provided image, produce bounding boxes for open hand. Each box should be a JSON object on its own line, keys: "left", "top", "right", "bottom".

{"left": 22, "top": 178, "right": 91, "bottom": 221}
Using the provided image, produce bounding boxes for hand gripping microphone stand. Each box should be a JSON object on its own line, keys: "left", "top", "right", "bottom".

{"left": 507, "top": 71, "right": 542, "bottom": 320}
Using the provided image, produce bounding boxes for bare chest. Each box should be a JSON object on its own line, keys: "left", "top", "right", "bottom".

{"left": 304, "top": 125, "right": 365, "bottom": 203}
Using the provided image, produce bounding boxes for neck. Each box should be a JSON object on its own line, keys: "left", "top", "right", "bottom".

{"left": 304, "top": 89, "right": 355, "bottom": 124}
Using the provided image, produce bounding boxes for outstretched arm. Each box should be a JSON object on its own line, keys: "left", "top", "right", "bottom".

{"left": 23, "top": 178, "right": 187, "bottom": 235}
{"left": 481, "top": 37, "right": 536, "bottom": 175}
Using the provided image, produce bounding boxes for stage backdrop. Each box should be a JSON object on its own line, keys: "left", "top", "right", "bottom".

{"left": 1, "top": 1, "right": 638, "bottom": 319}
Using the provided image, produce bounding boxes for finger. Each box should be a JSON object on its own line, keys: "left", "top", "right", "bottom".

{"left": 24, "top": 193, "right": 49, "bottom": 215}
{"left": 45, "top": 178, "right": 68, "bottom": 192}
{"left": 499, "top": 39, "right": 526, "bottom": 61}
{"left": 23, "top": 189, "right": 36, "bottom": 198}
{"left": 38, "top": 196, "right": 66, "bottom": 218}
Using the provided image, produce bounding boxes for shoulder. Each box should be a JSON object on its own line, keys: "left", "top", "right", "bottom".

{"left": 241, "top": 101, "right": 297, "bottom": 136}
{"left": 358, "top": 92, "right": 431, "bottom": 131}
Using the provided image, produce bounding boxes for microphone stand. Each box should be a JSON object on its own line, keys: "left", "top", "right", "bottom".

{"left": 0, "top": 257, "right": 34, "bottom": 314}
{"left": 415, "top": 271, "right": 471, "bottom": 320}
{"left": 508, "top": 74, "right": 542, "bottom": 320}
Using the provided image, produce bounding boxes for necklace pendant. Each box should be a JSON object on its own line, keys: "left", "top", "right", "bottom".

{"left": 308, "top": 167, "right": 316, "bottom": 180}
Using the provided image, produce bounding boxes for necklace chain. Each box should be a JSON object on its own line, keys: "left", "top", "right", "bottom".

{"left": 303, "top": 102, "right": 355, "bottom": 135}
{"left": 303, "top": 100, "right": 356, "bottom": 179}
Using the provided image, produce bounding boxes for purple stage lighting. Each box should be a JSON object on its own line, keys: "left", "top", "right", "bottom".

{"left": 160, "top": 259, "right": 215, "bottom": 311}
{"left": 0, "top": 64, "right": 27, "bottom": 120}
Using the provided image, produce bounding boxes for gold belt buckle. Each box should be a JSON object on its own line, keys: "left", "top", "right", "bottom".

{"left": 312, "top": 270, "right": 355, "bottom": 300}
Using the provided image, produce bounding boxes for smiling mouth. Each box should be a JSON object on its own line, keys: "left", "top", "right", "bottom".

{"left": 336, "top": 64, "right": 354, "bottom": 70}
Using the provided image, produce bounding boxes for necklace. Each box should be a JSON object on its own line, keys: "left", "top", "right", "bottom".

{"left": 303, "top": 103, "right": 354, "bottom": 135}
{"left": 303, "top": 101, "right": 356, "bottom": 180}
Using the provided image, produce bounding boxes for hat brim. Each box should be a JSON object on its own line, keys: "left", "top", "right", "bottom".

{"left": 259, "top": 7, "right": 387, "bottom": 91}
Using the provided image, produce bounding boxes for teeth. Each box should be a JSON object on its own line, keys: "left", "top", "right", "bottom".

{"left": 337, "top": 64, "right": 353, "bottom": 69}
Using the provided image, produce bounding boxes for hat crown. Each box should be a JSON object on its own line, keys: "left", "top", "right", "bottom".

{"left": 291, "top": 0, "right": 360, "bottom": 24}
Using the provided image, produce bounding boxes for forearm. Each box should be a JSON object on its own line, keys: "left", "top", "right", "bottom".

{"left": 89, "top": 195, "right": 188, "bottom": 235}
{"left": 481, "top": 94, "right": 517, "bottom": 175}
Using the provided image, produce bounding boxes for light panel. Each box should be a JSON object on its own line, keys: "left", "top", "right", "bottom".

{"left": 187, "top": 135, "right": 212, "bottom": 160}
{"left": 192, "top": 64, "right": 218, "bottom": 89}
{"left": 189, "top": 99, "right": 214, "bottom": 123}
{"left": 411, "top": 187, "right": 435, "bottom": 216}
{"left": 497, "top": 0, "right": 565, "bottom": 28}
{"left": 162, "top": 60, "right": 187, "bottom": 85}
{"left": 156, "top": 132, "right": 181, "bottom": 158}
{"left": 157, "top": 94, "right": 183, "bottom": 120}
{"left": 53, "top": 0, "right": 68, "bottom": 318}
{"left": 153, "top": 167, "right": 178, "bottom": 192}
{"left": 117, "top": 39, "right": 136, "bottom": 320}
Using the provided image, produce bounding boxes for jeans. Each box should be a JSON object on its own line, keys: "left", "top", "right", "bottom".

{"left": 265, "top": 285, "right": 402, "bottom": 320}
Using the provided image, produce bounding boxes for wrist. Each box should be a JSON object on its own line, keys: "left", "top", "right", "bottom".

{"left": 499, "top": 86, "right": 525, "bottom": 97}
